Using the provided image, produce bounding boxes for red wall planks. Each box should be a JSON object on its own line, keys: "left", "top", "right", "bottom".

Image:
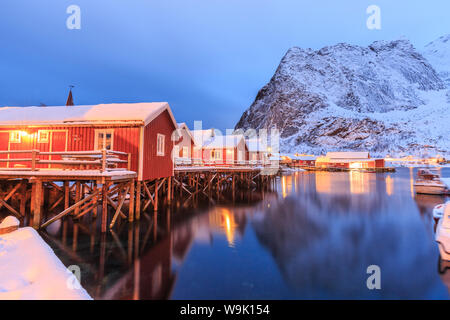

{"left": 142, "top": 110, "right": 176, "bottom": 180}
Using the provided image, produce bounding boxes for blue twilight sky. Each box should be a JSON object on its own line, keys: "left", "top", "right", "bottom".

{"left": 0, "top": 0, "right": 449, "bottom": 130}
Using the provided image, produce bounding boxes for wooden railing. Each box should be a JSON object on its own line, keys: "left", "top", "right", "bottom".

{"left": 174, "top": 157, "right": 274, "bottom": 168}
{"left": 0, "top": 149, "right": 132, "bottom": 172}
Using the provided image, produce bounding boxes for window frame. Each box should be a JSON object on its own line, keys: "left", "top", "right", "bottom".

{"left": 37, "top": 130, "right": 50, "bottom": 143}
{"left": 9, "top": 131, "right": 21, "bottom": 143}
{"left": 211, "top": 149, "right": 222, "bottom": 161}
{"left": 94, "top": 129, "right": 114, "bottom": 151}
{"left": 157, "top": 134, "right": 165, "bottom": 156}
{"left": 182, "top": 146, "right": 189, "bottom": 158}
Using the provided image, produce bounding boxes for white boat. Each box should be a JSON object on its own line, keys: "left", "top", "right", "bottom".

{"left": 434, "top": 202, "right": 448, "bottom": 220}
{"left": 414, "top": 169, "right": 449, "bottom": 195}
{"left": 436, "top": 204, "right": 450, "bottom": 261}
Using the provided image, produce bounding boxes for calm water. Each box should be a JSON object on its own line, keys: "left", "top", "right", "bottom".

{"left": 43, "top": 168, "right": 450, "bottom": 299}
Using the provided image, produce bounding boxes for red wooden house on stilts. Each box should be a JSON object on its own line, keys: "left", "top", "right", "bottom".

{"left": 0, "top": 102, "right": 178, "bottom": 218}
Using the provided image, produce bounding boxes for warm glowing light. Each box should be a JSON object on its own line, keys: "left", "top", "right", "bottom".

{"left": 386, "top": 175, "right": 393, "bottom": 196}
{"left": 350, "top": 162, "right": 363, "bottom": 169}
{"left": 220, "top": 210, "right": 237, "bottom": 247}
{"left": 350, "top": 171, "right": 369, "bottom": 194}
{"left": 20, "top": 131, "right": 28, "bottom": 137}
{"left": 315, "top": 172, "right": 333, "bottom": 194}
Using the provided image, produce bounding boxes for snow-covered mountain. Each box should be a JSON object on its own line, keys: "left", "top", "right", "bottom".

{"left": 423, "top": 35, "right": 450, "bottom": 87}
{"left": 236, "top": 39, "right": 450, "bottom": 157}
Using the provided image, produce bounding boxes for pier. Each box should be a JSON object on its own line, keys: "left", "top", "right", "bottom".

{"left": 0, "top": 149, "right": 278, "bottom": 233}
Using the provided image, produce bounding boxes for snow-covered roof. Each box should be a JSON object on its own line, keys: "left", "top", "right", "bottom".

{"left": 191, "top": 129, "right": 215, "bottom": 144}
{"left": 290, "top": 155, "right": 318, "bottom": 161}
{"left": 326, "top": 152, "right": 370, "bottom": 159}
{"left": 0, "top": 102, "right": 177, "bottom": 127}
{"left": 176, "top": 123, "right": 196, "bottom": 145}
{"left": 247, "top": 138, "right": 269, "bottom": 152}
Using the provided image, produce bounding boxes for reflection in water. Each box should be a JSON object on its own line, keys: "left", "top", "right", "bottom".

{"left": 40, "top": 168, "right": 450, "bottom": 299}
{"left": 386, "top": 175, "right": 393, "bottom": 196}
{"left": 349, "top": 171, "right": 369, "bottom": 194}
{"left": 209, "top": 208, "right": 238, "bottom": 247}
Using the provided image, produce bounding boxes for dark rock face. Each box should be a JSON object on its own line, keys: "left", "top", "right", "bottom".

{"left": 236, "top": 39, "right": 449, "bottom": 156}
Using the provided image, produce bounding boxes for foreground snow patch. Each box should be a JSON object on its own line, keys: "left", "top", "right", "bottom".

{"left": 0, "top": 226, "right": 91, "bottom": 300}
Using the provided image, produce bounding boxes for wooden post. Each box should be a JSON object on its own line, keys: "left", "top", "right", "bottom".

{"left": 127, "top": 153, "right": 132, "bottom": 171}
{"left": 31, "top": 150, "right": 37, "bottom": 171}
{"left": 64, "top": 181, "right": 70, "bottom": 210}
{"left": 20, "top": 183, "right": 27, "bottom": 217}
{"left": 129, "top": 179, "right": 135, "bottom": 222}
{"left": 154, "top": 179, "right": 159, "bottom": 212}
{"left": 135, "top": 181, "right": 141, "bottom": 220}
{"left": 92, "top": 182, "right": 98, "bottom": 218}
{"left": 101, "top": 149, "right": 107, "bottom": 172}
{"left": 167, "top": 177, "right": 172, "bottom": 204}
{"left": 32, "top": 180, "right": 43, "bottom": 229}
{"left": 101, "top": 183, "right": 109, "bottom": 233}
{"left": 74, "top": 181, "right": 81, "bottom": 217}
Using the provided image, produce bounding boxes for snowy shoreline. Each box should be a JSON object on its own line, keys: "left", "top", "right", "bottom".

{"left": 0, "top": 217, "right": 91, "bottom": 300}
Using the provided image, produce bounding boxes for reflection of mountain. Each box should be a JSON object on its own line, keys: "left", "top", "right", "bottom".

{"left": 253, "top": 196, "right": 448, "bottom": 299}
{"left": 282, "top": 172, "right": 393, "bottom": 216}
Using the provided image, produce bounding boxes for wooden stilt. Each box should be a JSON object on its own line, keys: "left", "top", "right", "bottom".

{"left": 64, "top": 181, "right": 70, "bottom": 210}
{"left": 129, "top": 179, "right": 135, "bottom": 222}
{"left": 135, "top": 181, "right": 141, "bottom": 220}
{"left": 20, "top": 183, "right": 27, "bottom": 217}
{"left": 32, "top": 180, "right": 43, "bottom": 229}
{"left": 154, "top": 179, "right": 159, "bottom": 212}
{"left": 74, "top": 181, "right": 81, "bottom": 217}
{"left": 101, "top": 183, "right": 109, "bottom": 233}
{"left": 167, "top": 177, "right": 172, "bottom": 205}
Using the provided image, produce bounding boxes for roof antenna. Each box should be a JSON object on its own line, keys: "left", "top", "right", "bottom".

{"left": 66, "top": 85, "right": 75, "bottom": 106}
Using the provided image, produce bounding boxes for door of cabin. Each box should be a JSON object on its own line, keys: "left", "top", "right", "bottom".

{"left": 0, "top": 132, "right": 8, "bottom": 168}
{"left": 49, "top": 131, "right": 67, "bottom": 169}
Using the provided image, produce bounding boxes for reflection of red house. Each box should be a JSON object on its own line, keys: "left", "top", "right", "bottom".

{"left": 0, "top": 103, "right": 178, "bottom": 181}
{"left": 101, "top": 234, "right": 176, "bottom": 300}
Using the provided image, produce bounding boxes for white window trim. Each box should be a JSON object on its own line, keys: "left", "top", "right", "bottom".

{"left": 157, "top": 134, "right": 165, "bottom": 156}
{"left": 173, "top": 145, "right": 180, "bottom": 159}
{"left": 9, "top": 131, "right": 21, "bottom": 143}
{"left": 38, "top": 130, "right": 49, "bottom": 143}
{"left": 211, "top": 149, "right": 222, "bottom": 161}
{"left": 94, "top": 129, "right": 114, "bottom": 150}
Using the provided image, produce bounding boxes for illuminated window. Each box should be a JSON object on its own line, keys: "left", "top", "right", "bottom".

{"left": 38, "top": 130, "right": 49, "bottom": 143}
{"left": 211, "top": 149, "right": 222, "bottom": 160}
{"left": 9, "top": 131, "right": 21, "bottom": 143}
{"left": 157, "top": 134, "right": 165, "bottom": 156}
{"left": 95, "top": 129, "right": 114, "bottom": 150}
{"left": 182, "top": 146, "right": 189, "bottom": 158}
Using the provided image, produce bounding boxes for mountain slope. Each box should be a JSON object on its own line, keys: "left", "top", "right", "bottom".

{"left": 236, "top": 39, "right": 450, "bottom": 157}
{"left": 423, "top": 34, "right": 450, "bottom": 87}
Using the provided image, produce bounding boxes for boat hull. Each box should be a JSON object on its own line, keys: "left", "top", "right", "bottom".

{"left": 414, "top": 184, "right": 447, "bottom": 195}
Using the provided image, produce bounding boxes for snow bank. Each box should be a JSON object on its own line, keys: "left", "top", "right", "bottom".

{"left": 0, "top": 224, "right": 91, "bottom": 300}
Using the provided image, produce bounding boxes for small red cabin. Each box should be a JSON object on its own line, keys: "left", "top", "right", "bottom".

{"left": 315, "top": 152, "right": 385, "bottom": 169}
{"left": 191, "top": 130, "right": 249, "bottom": 165}
{"left": 0, "top": 103, "right": 178, "bottom": 181}
{"left": 173, "top": 122, "right": 197, "bottom": 165}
